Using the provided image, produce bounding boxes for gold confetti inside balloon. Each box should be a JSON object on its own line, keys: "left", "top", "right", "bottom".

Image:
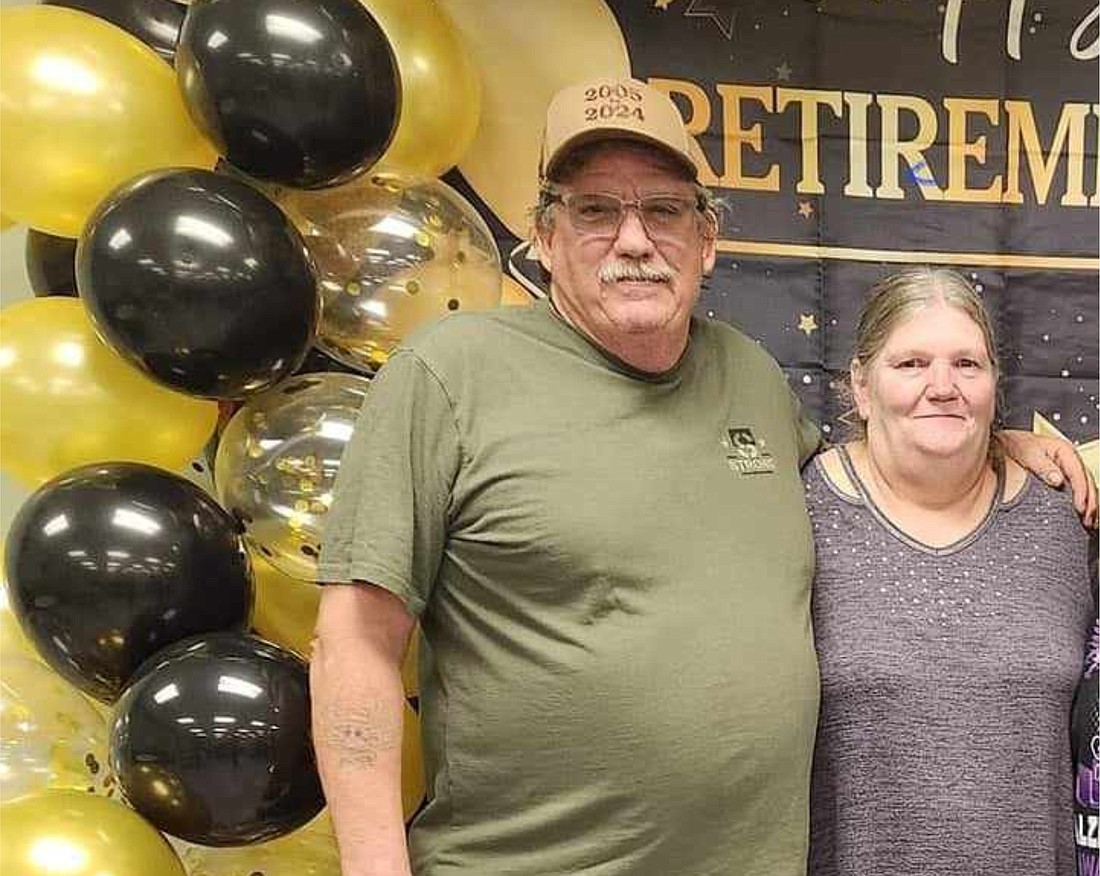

{"left": 0, "top": 789, "right": 187, "bottom": 876}
{"left": 215, "top": 373, "right": 372, "bottom": 581}
{"left": 0, "top": 657, "right": 110, "bottom": 801}
{"left": 276, "top": 173, "right": 502, "bottom": 373}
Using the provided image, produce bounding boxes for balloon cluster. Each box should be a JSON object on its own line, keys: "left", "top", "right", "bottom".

{"left": 0, "top": 0, "right": 487, "bottom": 870}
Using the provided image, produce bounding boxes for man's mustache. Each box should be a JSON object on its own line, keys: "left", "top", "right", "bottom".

{"left": 597, "top": 260, "right": 675, "bottom": 284}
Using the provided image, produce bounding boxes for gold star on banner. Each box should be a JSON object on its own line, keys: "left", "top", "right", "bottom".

{"left": 1033, "top": 412, "right": 1100, "bottom": 484}
{"left": 684, "top": 0, "right": 737, "bottom": 40}
{"left": 797, "top": 313, "right": 819, "bottom": 336}
{"left": 775, "top": 61, "right": 792, "bottom": 81}
{"left": 654, "top": 0, "right": 675, "bottom": 9}
{"left": 797, "top": 201, "right": 814, "bottom": 219}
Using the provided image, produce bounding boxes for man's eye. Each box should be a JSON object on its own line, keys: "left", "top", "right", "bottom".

{"left": 575, "top": 201, "right": 615, "bottom": 220}
{"left": 956, "top": 358, "right": 981, "bottom": 369}
{"left": 645, "top": 199, "right": 687, "bottom": 219}
{"left": 896, "top": 359, "right": 925, "bottom": 369}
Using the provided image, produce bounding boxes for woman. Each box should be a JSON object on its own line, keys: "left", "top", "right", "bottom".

{"left": 805, "top": 267, "right": 1094, "bottom": 876}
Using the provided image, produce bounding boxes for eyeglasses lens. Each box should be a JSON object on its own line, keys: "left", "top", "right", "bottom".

{"left": 565, "top": 194, "right": 697, "bottom": 239}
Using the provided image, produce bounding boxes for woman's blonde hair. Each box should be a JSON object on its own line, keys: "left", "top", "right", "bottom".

{"left": 843, "top": 267, "right": 1001, "bottom": 439}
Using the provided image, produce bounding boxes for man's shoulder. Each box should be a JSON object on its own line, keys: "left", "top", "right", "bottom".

{"left": 694, "top": 317, "right": 784, "bottom": 375}
{"left": 401, "top": 304, "right": 543, "bottom": 355}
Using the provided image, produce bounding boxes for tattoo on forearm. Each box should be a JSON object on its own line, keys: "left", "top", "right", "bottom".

{"left": 318, "top": 701, "right": 403, "bottom": 768}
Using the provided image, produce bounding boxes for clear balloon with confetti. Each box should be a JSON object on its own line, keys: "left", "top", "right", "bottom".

{"left": 275, "top": 172, "right": 502, "bottom": 373}
{"left": 214, "top": 373, "right": 372, "bottom": 581}
{"left": 0, "top": 656, "right": 112, "bottom": 801}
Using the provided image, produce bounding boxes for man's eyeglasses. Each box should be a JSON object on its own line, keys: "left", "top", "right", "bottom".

{"left": 545, "top": 191, "right": 706, "bottom": 241}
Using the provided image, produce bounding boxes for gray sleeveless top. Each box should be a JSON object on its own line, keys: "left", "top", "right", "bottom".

{"left": 804, "top": 449, "right": 1093, "bottom": 876}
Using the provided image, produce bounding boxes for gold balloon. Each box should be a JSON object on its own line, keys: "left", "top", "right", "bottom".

{"left": 501, "top": 275, "right": 537, "bottom": 307}
{"left": 0, "top": 790, "right": 186, "bottom": 876}
{"left": 439, "top": 0, "right": 630, "bottom": 237}
{"left": 401, "top": 700, "right": 426, "bottom": 818}
{"left": 0, "top": 579, "right": 40, "bottom": 664}
{"left": 0, "top": 657, "right": 111, "bottom": 801}
{"left": 0, "top": 6, "right": 216, "bottom": 237}
{"left": 278, "top": 173, "right": 502, "bottom": 372}
{"left": 363, "top": 0, "right": 481, "bottom": 178}
{"left": 0, "top": 298, "right": 219, "bottom": 487}
{"left": 181, "top": 825, "right": 340, "bottom": 876}
{"left": 402, "top": 628, "right": 421, "bottom": 698}
{"left": 251, "top": 552, "right": 421, "bottom": 696}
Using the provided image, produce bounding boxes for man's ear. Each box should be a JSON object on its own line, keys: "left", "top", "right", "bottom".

{"left": 700, "top": 211, "right": 718, "bottom": 274}
{"left": 850, "top": 358, "right": 870, "bottom": 419}
{"left": 533, "top": 227, "right": 553, "bottom": 274}
{"left": 701, "top": 233, "right": 717, "bottom": 275}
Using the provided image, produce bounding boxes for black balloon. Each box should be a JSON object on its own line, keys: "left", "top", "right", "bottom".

{"left": 176, "top": 0, "right": 400, "bottom": 188}
{"left": 45, "top": 0, "right": 184, "bottom": 62}
{"left": 4, "top": 462, "right": 253, "bottom": 703}
{"left": 25, "top": 229, "right": 78, "bottom": 297}
{"left": 110, "top": 632, "right": 324, "bottom": 845}
{"left": 77, "top": 169, "right": 320, "bottom": 399}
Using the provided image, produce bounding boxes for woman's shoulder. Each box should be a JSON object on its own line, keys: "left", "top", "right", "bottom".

{"left": 1001, "top": 456, "right": 1028, "bottom": 502}
{"left": 814, "top": 445, "right": 859, "bottom": 499}
{"left": 1001, "top": 456, "right": 1089, "bottom": 534}
{"left": 802, "top": 445, "right": 862, "bottom": 507}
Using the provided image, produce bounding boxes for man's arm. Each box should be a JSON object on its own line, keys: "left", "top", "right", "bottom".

{"left": 312, "top": 582, "right": 417, "bottom": 876}
{"left": 997, "top": 429, "right": 1098, "bottom": 528}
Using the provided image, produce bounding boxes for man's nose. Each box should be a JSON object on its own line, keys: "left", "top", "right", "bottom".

{"left": 611, "top": 205, "right": 655, "bottom": 256}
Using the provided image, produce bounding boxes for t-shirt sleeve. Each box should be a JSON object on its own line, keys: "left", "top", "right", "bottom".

{"left": 317, "top": 350, "right": 463, "bottom": 616}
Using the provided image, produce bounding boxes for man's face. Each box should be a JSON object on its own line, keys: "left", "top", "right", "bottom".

{"left": 537, "top": 143, "right": 716, "bottom": 348}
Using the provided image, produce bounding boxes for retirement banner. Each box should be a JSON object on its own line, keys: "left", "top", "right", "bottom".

{"left": 439, "top": 0, "right": 1099, "bottom": 453}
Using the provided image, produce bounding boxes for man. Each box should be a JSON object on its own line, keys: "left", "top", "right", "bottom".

{"left": 313, "top": 77, "right": 1095, "bottom": 876}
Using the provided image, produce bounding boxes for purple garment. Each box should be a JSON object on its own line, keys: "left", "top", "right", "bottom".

{"left": 1072, "top": 621, "right": 1099, "bottom": 876}
{"left": 804, "top": 453, "right": 1093, "bottom": 876}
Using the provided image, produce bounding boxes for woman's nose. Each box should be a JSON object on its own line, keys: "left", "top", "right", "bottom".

{"left": 926, "top": 361, "right": 958, "bottom": 397}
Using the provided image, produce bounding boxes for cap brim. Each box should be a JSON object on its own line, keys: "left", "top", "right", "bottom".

{"left": 542, "top": 129, "right": 698, "bottom": 182}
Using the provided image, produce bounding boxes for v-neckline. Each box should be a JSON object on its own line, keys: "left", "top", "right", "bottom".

{"left": 832, "top": 445, "right": 1007, "bottom": 558}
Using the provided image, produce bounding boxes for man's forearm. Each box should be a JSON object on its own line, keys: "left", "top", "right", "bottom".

{"left": 311, "top": 634, "right": 412, "bottom": 876}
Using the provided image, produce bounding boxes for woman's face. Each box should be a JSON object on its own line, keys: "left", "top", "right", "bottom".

{"left": 852, "top": 301, "right": 997, "bottom": 462}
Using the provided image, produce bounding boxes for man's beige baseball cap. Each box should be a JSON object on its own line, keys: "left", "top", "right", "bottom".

{"left": 539, "top": 76, "right": 698, "bottom": 182}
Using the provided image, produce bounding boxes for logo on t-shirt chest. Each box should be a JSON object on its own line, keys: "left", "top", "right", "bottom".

{"left": 721, "top": 427, "right": 776, "bottom": 475}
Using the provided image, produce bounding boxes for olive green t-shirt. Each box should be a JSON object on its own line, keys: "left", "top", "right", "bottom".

{"left": 320, "top": 302, "right": 820, "bottom": 876}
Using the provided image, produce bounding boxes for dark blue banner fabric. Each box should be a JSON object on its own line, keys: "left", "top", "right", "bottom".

{"left": 450, "top": 0, "right": 1098, "bottom": 444}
